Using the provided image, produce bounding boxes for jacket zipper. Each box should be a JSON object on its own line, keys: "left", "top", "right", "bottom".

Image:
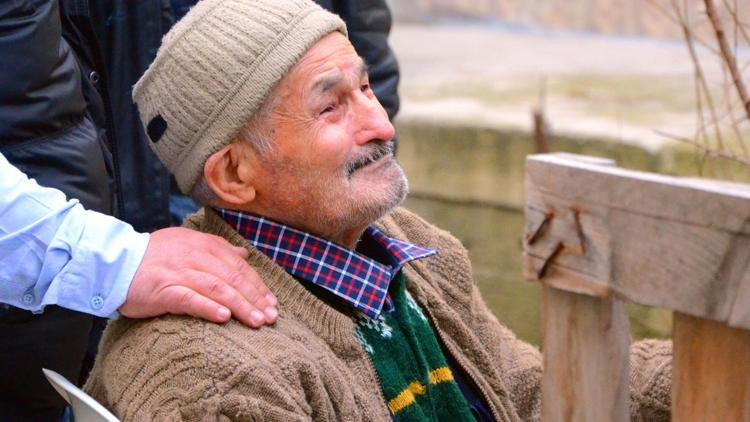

{"left": 351, "top": 326, "right": 391, "bottom": 421}
{"left": 362, "top": 351, "right": 393, "bottom": 420}
{"left": 422, "top": 306, "right": 502, "bottom": 422}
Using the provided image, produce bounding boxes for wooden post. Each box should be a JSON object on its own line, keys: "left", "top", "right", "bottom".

{"left": 542, "top": 287, "right": 630, "bottom": 422}
{"left": 673, "top": 313, "right": 750, "bottom": 421}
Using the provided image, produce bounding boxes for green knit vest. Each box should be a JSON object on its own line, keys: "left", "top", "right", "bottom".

{"left": 353, "top": 272, "right": 475, "bottom": 421}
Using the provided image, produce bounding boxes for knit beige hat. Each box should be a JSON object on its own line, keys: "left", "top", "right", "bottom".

{"left": 133, "top": 0, "right": 347, "bottom": 194}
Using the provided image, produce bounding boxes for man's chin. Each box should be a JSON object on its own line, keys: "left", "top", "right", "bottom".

{"left": 369, "top": 167, "right": 409, "bottom": 217}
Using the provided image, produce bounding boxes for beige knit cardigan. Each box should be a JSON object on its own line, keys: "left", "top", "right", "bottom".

{"left": 85, "top": 207, "right": 671, "bottom": 421}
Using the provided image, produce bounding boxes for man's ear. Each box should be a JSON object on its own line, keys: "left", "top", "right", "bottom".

{"left": 203, "top": 143, "right": 257, "bottom": 206}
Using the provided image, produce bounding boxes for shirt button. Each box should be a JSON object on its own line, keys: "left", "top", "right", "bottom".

{"left": 89, "top": 71, "right": 100, "bottom": 85}
{"left": 22, "top": 293, "right": 34, "bottom": 305}
{"left": 90, "top": 295, "right": 104, "bottom": 310}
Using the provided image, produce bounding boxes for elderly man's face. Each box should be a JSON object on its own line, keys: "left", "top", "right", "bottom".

{"left": 247, "top": 32, "right": 406, "bottom": 246}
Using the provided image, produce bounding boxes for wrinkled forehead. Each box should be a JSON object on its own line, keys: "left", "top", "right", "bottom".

{"left": 282, "top": 32, "right": 365, "bottom": 92}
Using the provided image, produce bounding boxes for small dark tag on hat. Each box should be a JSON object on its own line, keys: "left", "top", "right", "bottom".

{"left": 146, "top": 115, "right": 167, "bottom": 143}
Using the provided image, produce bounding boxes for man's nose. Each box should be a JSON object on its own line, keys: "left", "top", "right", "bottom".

{"left": 352, "top": 93, "right": 395, "bottom": 145}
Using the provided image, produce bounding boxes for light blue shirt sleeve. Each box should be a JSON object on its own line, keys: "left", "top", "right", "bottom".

{"left": 0, "top": 152, "right": 150, "bottom": 318}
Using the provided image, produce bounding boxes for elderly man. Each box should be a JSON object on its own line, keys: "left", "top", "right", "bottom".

{"left": 85, "top": 0, "right": 671, "bottom": 420}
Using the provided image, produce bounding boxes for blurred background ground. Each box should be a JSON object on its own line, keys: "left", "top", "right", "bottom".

{"left": 387, "top": 0, "right": 750, "bottom": 346}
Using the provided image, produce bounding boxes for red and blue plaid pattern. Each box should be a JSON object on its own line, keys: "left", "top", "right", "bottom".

{"left": 217, "top": 209, "right": 436, "bottom": 319}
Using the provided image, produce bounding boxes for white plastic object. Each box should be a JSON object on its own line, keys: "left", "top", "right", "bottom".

{"left": 42, "top": 368, "right": 119, "bottom": 422}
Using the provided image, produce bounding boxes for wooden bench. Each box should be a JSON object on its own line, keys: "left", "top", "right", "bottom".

{"left": 522, "top": 153, "right": 750, "bottom": 421}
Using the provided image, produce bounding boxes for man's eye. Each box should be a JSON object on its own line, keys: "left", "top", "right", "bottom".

{"left": 360, "top": 83, "right": 370, "bottom": 92}
{"left": 320, "top": 104, "right": 336, "bottom": 115}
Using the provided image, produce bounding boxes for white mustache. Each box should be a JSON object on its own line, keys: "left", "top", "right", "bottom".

{"left": 345, "top": 142, "right": 394, "bottom": 176}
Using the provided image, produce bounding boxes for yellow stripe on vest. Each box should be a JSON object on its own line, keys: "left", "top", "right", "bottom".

{"left": 428, "top": 367, "right": 454, "bottom": 385}
{"left": 388, "top": 382, "right": 426, "bottom": 414}
{"left": 388, "top": 368, "right": 455, "bottom": 414}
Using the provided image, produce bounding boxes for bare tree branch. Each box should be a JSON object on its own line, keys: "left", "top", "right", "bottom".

{"left": 641, "top": 1, "right": 749, "bottom": 168}
{"left": 646, "top": 0, "right": 722, "bottom": 54}
{"left": 722, "top": 0, "right": 750, "bottom": 45}
{"left": 705, "top": 0, "right": 750, "bottom": 121}
{"left": 674, "top": 0, "right": 726, "bottom": 150}
{"left": 655, "top": 130, "right": 750, "bottom": 166}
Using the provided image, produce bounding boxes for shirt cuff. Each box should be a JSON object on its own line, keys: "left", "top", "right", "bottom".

{"left": 55, "top": 210, "right": 151, "bottom": 318}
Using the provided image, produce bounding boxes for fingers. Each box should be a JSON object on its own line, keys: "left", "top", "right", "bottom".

{"left": 161, "top": 285, "right": 253, "bottom": 326}
{"left": 183, "top": 244, "right": 278, "bottom": 324}
{"left": 170, "top": 229, "right": 279, "bottom": 325}
{"left": 198, "top": 232, "right": 249, "bottom": 259}
{"left": 179, "top": 267, "right": 275, "bottom": 328}
{"left": 232, "top": 245, "right": 250, "bottom": 259}
{"left": 222, "top": 252, "right": 278, "bottom": 313}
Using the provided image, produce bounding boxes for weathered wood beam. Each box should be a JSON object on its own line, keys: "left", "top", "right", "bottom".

{"left": 523, "top": 153, "right": 750, "bottom": 330}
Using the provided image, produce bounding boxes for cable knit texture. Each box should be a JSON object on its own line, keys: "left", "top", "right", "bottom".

{"left": 132, "top": 0, "right": 346, "bottom": 193}
{"left": 85, "top": 207, "right": 672, "bottom": 421}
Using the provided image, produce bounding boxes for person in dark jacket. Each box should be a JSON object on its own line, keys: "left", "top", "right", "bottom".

{"left": 0, "top": 2, "right": 117, "bottom": 419}
{"left": 0, "top": 1, "right": 277, "bottom": 420}
{"left": 87, "top": 0, "right": 177, "bottom": 232}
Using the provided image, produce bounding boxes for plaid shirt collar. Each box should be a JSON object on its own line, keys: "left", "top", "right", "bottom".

{"left": 216, "top": 208, "right": 436, "bottom": 319}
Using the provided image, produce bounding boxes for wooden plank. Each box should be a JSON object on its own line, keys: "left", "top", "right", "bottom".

{"left": 544, "top": 152, "right": 616, "bottom": 168}
{"left": 523, "top": 154, "right": 750, "bottom": 330}
{"left": 542, "top": 286, "right": 630, "bottom": 422}
{"left": 672, "top": 312, "right": 750, "bottom": 421}
{"left": 526, "top": 154, "right": 750, "bottom": 233}
{"left": 525, "top": 187, "right": 750, "bottom": 324}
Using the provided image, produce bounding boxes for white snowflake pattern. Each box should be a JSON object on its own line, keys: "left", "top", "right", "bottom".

{"left": 353, "top": 328, "right": 374, "bottom": 354}
{"left": 405, "top": 290, "right": 428, "bottom": 322}
{"left": 356, "top": 314, "right": 393, "bottom": 339}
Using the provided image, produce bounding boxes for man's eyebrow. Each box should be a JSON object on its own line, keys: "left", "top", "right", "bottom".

{"left": 358, "top": 59, "right": 369, "bottom": 78}
{"left": 310, "top": 58, "right": 370, "bottom": 94}
{"left": 311, "top": 73, "right": 343, "bottom": 95}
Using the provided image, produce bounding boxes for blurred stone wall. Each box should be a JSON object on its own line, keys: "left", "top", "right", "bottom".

{"left": 388, "top": 0, "right": 749, "bottom": 42}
